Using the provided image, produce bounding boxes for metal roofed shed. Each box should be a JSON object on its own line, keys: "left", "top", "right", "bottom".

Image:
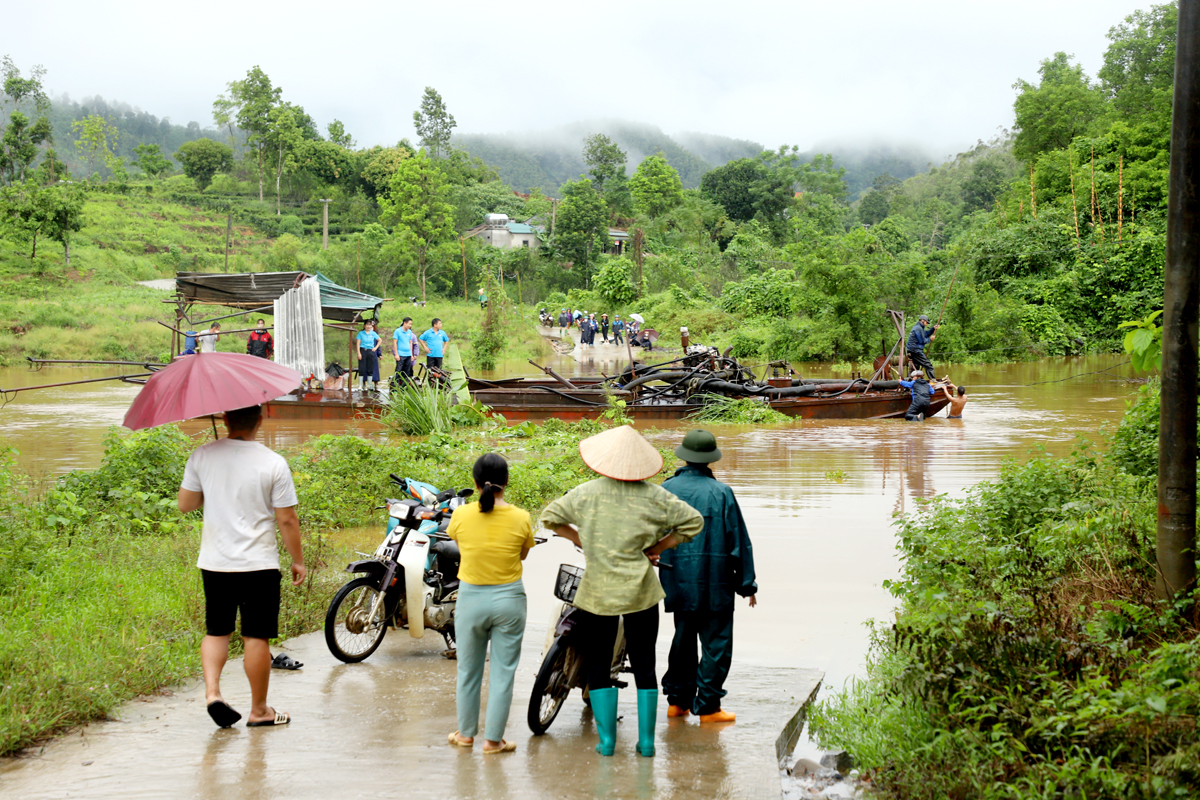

{"left": 175, "top": 271, "right": 384, "bottom": 322}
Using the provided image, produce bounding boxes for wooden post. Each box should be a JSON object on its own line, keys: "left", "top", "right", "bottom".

{"left": 1029, "top": 162, "right": 1038, "bottom": 220}
{"left": 1069, "top": 156, "right": 1081, "bottom": 244}
{"left": 320, "top": 199, "right": 331, "bottom": 250}
{"left": 224, "top": 210, "right": 232, "bottom": 272}
{"left": 461, "top": 236, "right": 467, "bottom": 302}
{"left": 1157, "top": 0, "right": 1200, "bottom": 611}
{"left": 1118, "top": 155, "right": 1124, "bottom": 242}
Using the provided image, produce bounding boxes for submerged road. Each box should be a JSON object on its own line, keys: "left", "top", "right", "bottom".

{"left": 0, "top": 625, "right": 821, "bottom": 800}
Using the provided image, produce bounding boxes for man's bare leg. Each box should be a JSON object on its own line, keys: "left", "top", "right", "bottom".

{"left": 244, "top": 637, "right": 274, "bottom": 722}
{"left": 202, "top": 634, "right": 231, "bottom": 704}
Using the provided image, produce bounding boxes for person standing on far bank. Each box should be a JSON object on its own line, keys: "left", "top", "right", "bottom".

{"left": 247, "top": 320, "right": 273, "bottom": 360}
{"left": 420, "top": 318, "right": 450, "bottom": 370}
{"left": 660, "top": 430, "right": 757, "bottom": 723}
{"left": 906, "top": 314, "right": 939, "bottom": 381}
{"left": 392, "top": 316, "right": 418, "bottom": 384}
{"left": 446, "top": 453, "right": 535, "bottom": 754}
{"left": 356, "top": 320, "right": 381, "bottom": 390}
{"left": 177, "top": 404, "right": 304, "bottom": 729}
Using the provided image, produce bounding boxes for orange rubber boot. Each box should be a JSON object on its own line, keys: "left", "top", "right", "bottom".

{"left": 667, "top": 705, "right": 690, "bottom": 718}
{"left": 699, "top": 709, "right": 736, "bottom": 723}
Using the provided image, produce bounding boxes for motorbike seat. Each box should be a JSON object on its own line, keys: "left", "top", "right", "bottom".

{"left": 430, "top": 540, "right": 460, "bottom": 586}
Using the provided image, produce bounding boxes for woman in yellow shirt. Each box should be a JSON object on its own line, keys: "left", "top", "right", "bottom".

{"left": 446, "top": 453, "right": 535, "bottom": 754}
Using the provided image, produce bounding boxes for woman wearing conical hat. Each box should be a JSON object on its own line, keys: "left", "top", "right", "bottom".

{"left": 540, "top": 425, "right": 703, "bottom": 759}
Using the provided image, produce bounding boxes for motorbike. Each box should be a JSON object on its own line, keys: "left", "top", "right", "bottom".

{"left": 527, "top": 559, "right": 631, "bottom": 735}
{"left": 538, "top": 308, "right": 552, "bottom": 327}
{"left": 323, "top": 474, "right": 472, "bottom": 663}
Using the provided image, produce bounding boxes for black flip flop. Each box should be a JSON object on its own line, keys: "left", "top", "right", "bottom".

{"left": 207, "top": 700, "right": 242, "bottom": 728}
{"left": 247, "top": 710, "right": 290, "bottom": 727}
{"left": 271, "top": 653, "right": 303, "bottom": 670}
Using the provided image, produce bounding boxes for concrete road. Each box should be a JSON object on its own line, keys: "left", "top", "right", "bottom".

{"left": 1, "top": 622, "right": 820, "bottom": 800}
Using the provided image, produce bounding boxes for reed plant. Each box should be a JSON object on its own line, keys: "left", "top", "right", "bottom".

{"left": 685, "top": 393, "right": 790, "bottom": 424}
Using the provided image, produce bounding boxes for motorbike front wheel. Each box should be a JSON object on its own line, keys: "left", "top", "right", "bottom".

{"left": 528, "top": 638, "right": 574, "bottom": 735}
{"left": 324, "top": 576, "right": 389, "bottom": 663}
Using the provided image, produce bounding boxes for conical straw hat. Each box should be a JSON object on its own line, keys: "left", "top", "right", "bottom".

{"left": 579, "top": 424, "right": 663, "bottom": 481}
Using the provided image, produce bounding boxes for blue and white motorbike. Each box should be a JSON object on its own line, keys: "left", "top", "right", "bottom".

{"left": 324, "top": 474, "right": 472, "bottom": 662}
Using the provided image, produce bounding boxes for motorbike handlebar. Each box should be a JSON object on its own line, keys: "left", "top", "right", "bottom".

{"left": 389, "top": 473, "right": 405, "bottom": 485}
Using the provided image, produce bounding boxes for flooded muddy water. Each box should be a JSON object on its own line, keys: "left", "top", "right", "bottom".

{"left": 0, "top": 355, "right": 1145, "bottom": 705}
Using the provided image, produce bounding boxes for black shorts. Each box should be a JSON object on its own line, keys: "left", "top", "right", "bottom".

{"left": 201, "top": 569, "right": 281, "bottom": 639}
{"left": 427, "top": 356, "right": 444, "bottom": 369}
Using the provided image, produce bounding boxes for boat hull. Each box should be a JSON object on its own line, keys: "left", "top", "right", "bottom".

{"left": 262, "top": 386, "right": 950, "bottom": 423}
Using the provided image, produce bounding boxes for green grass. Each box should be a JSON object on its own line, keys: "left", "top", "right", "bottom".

{"left": 0, "top": 417, "right": 657, "bottom": 754}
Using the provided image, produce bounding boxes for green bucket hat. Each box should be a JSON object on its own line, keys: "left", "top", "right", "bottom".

{"left": 675, "top": 429, "right": 722, "bottom": 463}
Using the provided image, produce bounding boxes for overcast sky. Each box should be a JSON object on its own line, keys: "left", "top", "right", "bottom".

{"left": 7, "top": 0, "right": 1159, "bottom": 161}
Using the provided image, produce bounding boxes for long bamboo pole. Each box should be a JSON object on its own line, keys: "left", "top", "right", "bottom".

{"left": 1069, "top": 156, "right": 1081, "bottom": 244}
{"left": 1118, "top": 155, "right": 1125, "bottom": 242}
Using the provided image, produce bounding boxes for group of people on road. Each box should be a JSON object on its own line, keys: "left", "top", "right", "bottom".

{"left": 183, "top": 415, "right": 756, "bottom": 761}
{"left": 554, "top": 308, "right": 630, "bottom": 347}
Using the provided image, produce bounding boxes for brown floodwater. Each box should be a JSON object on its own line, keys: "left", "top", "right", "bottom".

{"left": 0, "top": 354, "right": 1144, "bottom": 692}
{"left": 0, "top": 355, "right": 1147, "bottom": 796}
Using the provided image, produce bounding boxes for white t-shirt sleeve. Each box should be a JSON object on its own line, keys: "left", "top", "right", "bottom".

{"left": 181, "top": 454, "right": 202, "bottom": 493}
{"left": 272, "top": 457, "right": 299, "bottom": 509}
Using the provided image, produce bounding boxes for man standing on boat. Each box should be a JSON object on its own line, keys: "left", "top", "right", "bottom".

{"left": 420, "top": 318, "right": 450, "bottom": 371}
{"left": 906, "top": 315, "right": 939, "bottom": 381}
{"left": 356, "top": 320, "right": 382, "bottom": 391}
{"left": 392, "top": 317, "right": 418, "bottom": 384}
{"left": 659, "top": 430, "right": 757, "bottom": 724}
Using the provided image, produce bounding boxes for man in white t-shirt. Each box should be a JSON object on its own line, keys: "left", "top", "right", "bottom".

{"left": 177, "top": 404, "right": 305, "bottom": 729}
{"left": 197, "top": 322, "right": 221, "bottom": 353}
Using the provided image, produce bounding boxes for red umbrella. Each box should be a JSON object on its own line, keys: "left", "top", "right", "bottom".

{"left": 123, "top": 352, "right": 304, "bottom": 431}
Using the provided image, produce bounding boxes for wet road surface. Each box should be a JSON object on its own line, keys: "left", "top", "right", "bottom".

{"left": 0, "top": 618, "right": 820, "bottom": 800}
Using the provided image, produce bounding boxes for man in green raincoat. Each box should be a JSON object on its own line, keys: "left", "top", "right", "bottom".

{"left": 660, "top": 429, "right": 757, "bottom": 723}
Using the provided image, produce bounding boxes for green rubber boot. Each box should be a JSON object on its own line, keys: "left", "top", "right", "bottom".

{"left": 636, "top": 689, "right": 658, "bottom": 757}
{"left": 590, "top": 687, "right": 619, "bottom": 757}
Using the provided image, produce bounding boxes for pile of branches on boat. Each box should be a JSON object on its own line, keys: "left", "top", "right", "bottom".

{"left": 614, "top": 346, "right": 904, "bottom": 407}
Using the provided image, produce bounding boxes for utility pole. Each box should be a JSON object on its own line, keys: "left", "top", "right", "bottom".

{"left": 224, "top": 208, "right": 232, "bottom": 272}
{"left": 1158, "top": 0, "right": 1200, "bottom": 610}
{"left": 319, "top": 199, "right": 332, "bottom": 250}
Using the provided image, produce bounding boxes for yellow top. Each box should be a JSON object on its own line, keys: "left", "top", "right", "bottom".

{"left": 447, "top": 502, "right": 536, "bottom": 585}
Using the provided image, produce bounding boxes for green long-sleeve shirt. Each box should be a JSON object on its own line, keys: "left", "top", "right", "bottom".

{"left": 540, "top": 477, "right": 704, "bottom": 616}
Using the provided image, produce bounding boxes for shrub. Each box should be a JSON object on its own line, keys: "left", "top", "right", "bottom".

{"left": 594, "top": 257, "right": 637, "bottom": 306}
{"left": 1111, "top": 380, "right": 1160, "bottom": 478}
{"left": 278, "top": 215, "right": 305, "bottom": 237}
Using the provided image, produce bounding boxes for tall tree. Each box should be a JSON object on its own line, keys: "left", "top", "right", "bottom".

{"left": 1, "top": 56, "right": 52, "bottom": 186}
{"left": 1012, "top": 53, "right": 1106, "bottom": 162}
{"left": 377, "top": 149, "right": 455, "bottom": 301}
{"left": 175, "top": 138, "right": 233, "bottom": 190}
{"left": 2, "top": 112, "right": 52, "bottom": 184}
{"left": 0, "top": 180, "right": 86, "bottom": 264}
{"left": 413, "top": 87, "right": 456, "bottom": 160}
{"left": 71, "top": 115, "right": 118, "bottom": 178}
{"left": 266, "top": 104, "right": 303, "bottom": 215}
{"left": 215, "top": 66, "right": 281, "bottom": 201}
{"left": 629, "top": 153, "right": 683, "bottom": 218}
{"left": 327, "top": 119, "right": 355, "bottom": 148}
{"left": 555, "top": 178, "right": 609, "bottom": 281}
{"left": 583, "top": 133, "right": 627, "bottom": 195}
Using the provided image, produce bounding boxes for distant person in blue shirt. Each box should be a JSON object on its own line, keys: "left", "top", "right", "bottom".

{"left": 905, "top": 315, "right": 939, "bottom": 381}
{"left": 898, "top": 369, "right": 936, "bottom": 421}
{"left": 356, "top": 320, "right": 382, "bottom": 390}
{"left": 419, "top": 318, "right": 451, "bottom": 370}
{"left": 392, "top": 317, "right": 418, "bottom": 384}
